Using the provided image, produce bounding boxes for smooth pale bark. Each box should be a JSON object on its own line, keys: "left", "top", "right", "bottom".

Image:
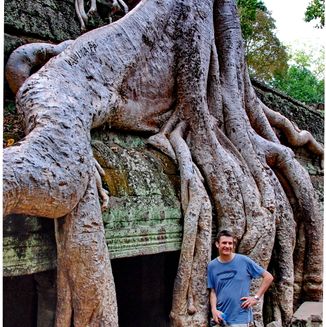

{"left": 55, "top": 177, "right": 118, "bottom": 326}
{"left": 4, "top": 0, "right": 323, "bottom": 326}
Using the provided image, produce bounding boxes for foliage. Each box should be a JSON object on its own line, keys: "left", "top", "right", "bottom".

{"left": 236, "top": 0, "right": 267, "bottom": 40}
{"left": 272, "top": 66, "right": 324, "bottom": 104}
{"left": 244, "top": 9, "right": 289, "bottom": 82}
{"left": 290, "top": 45, "right": 325, "bottom": 81}
{"left": 272, "top": 46, "right": 324, "bottom": 104}
{"left": 304, "top": 0, "right": 325, "bottom": 28}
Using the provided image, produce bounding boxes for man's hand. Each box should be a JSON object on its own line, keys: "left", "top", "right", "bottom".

{"left": 241, "top": 270, "right": 274, "bottom": 309}
{"left": 211, "top": 308, "right": 224, "bottom": 323}
{"left": 240, "top": 296, "right": 258, "bottom": 308}
{"left": 210, "top": 288, "right": 225, "bottom": 323}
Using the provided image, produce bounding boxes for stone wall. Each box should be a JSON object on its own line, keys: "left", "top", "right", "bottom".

{"left": 92, "top": 131, "right": 182, "bottom": 259}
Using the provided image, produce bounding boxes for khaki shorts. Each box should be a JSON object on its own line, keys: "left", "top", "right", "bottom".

{"left": 213, "top": 320, "right": 254, "bottom": 327}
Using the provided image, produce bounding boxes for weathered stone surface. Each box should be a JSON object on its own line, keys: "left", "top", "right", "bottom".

{"left": 91, "top": 130, "right": 182, "bottom": 258}
{"left": 291, "top": 302, "right": 323, "bottom": 327}
{"left": 3, "top": 216, "right": 56, "bottom": 276}
{"left": 4, "top": 0, "right": 80, "bottom": 42}
{"left": 266, "top": 321, "right": 282, "bottom": 327}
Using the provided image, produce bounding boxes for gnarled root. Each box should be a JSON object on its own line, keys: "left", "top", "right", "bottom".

{"left": 262, "top": 102, "right": 324, "bottom": 167}
{"left": 54, "top": 176, "right": 118, "bottom": 326}
{"left": 147, "top": 108, "right": 180, "bottom": 161}
{"left": 262, "top": 137, "right": 323, "bottom": 298}
{"left": 75, "top": 0, "right": 89, "bottom": 31}
{"left": 115, "top": 0, "right": 129, "bottom": 15}
{"left": 87, "top": 0, "right": 97, "bottom": 16}
{"left": 278, "top": 159, "right": 323, "bottom": 300}
{"left": 75, "top": 0, "right": 129, "bottom": 31}
{"left": 152, "top": 122, "right": 212, "bottom": 326}
{"left": 94, "top": 158, "right": 110, "bottom": 211}
{"left": 5, "top": 40, "right": 73, "bottom": 95}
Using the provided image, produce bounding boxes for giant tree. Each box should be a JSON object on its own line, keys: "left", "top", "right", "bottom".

{"left": 4, "top": 0, "right": 323, "bottom": 326}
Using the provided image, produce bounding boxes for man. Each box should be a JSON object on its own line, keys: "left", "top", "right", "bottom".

{"left": 207, "top": 230, "right": 274, "bottom": 327}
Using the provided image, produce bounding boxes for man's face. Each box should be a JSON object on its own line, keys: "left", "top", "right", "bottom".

{"left": 216, "top": 236, "right": 234, "bottom": 256}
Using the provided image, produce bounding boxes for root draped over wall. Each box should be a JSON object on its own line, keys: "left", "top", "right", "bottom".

{"left": 3, "top": 0, "right": 323, "bottom": 326}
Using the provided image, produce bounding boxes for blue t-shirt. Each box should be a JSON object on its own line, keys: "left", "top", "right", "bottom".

{"left": 207, "top": 254, "right": 265, "bottom": 324}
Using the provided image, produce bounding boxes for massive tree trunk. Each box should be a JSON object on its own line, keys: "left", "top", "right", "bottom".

{"left": 3, "top": 0, "right": 323, "bottom": 326}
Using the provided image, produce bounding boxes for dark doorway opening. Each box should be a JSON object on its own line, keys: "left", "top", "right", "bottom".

{"left": 112, "top": 251, "right": 180, "bottom": 327}
{"left": 3, "top": 251, "right": 180, "bottom": 327}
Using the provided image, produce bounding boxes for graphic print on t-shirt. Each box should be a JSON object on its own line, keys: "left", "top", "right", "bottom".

{"left": 215, "top": 270, "right": 237, "bottom": 293}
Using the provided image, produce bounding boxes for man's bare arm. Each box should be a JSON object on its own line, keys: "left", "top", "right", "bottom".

{"left": 210, "top": 288, "right": 224, "bottom": 323}
{"left": 255, "top": 270, "right": 274, "bottom": 298}
{"left": 241, "top": 271, "right": 274, "bottom": 308}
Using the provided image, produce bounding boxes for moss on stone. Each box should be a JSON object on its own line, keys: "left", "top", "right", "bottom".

{"left": 3, "top": 236, "right": 56, "bottom": 276}
{"left": 92, "top": 132, "right": 182, "bottom": 258}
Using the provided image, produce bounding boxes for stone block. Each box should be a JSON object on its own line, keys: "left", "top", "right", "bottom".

{"left": 291, "top": 302, "right": 323, "bottom": 327}
{"left": 266, "top": 321, "right": 282, "bottom": 327}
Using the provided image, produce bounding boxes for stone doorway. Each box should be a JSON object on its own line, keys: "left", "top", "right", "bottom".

{"left": 3, "top": 251, "right": 180, "bottom": 327}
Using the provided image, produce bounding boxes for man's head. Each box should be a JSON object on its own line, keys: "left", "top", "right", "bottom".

{"left": 215, "top": 230, "right": 235, "bottom": 257}
{"left": 215, "top": 229, "right": 235, "bottom": 243}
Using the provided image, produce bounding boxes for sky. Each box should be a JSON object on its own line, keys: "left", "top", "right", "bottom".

{"left": 262, "top": 0, "right": 324, "bottom": 50}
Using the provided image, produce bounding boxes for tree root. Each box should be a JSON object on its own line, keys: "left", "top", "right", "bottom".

{"left": 243, "top": 68, "right": 280, "bottom": 144}
{"left": 94, "top": 157, "right": 110, "bottom": 211}
{"left": 75, "top": 0, "right": 89, "bottom": 31}
{"left": 5, "top": 40, "right": 73, "bottom": 95}
{"left": 115, "top": 0, "right": 129, "bottom": 15}
{"left": 165, "top": 122, "right": 212, "bottom": 326}
{"left": 75, "top": 0, "right": 129, "bottom": 31}
{"left": 262, "top": 102, "right": 324, "bottom": 166}
{"left": 265, "top": 168, "right": 296, "bottom": 325}
{"left": 261, "top": 137, "right": 323, "bottom": 300}
{"left": 54, "top": 177, "right": 118, "bottom": 326}
{"left": 87, "top": 0, "right": 97, "bottom": 16}
{"left": 147, "top": 107, "right": 180, "bottom": 161}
